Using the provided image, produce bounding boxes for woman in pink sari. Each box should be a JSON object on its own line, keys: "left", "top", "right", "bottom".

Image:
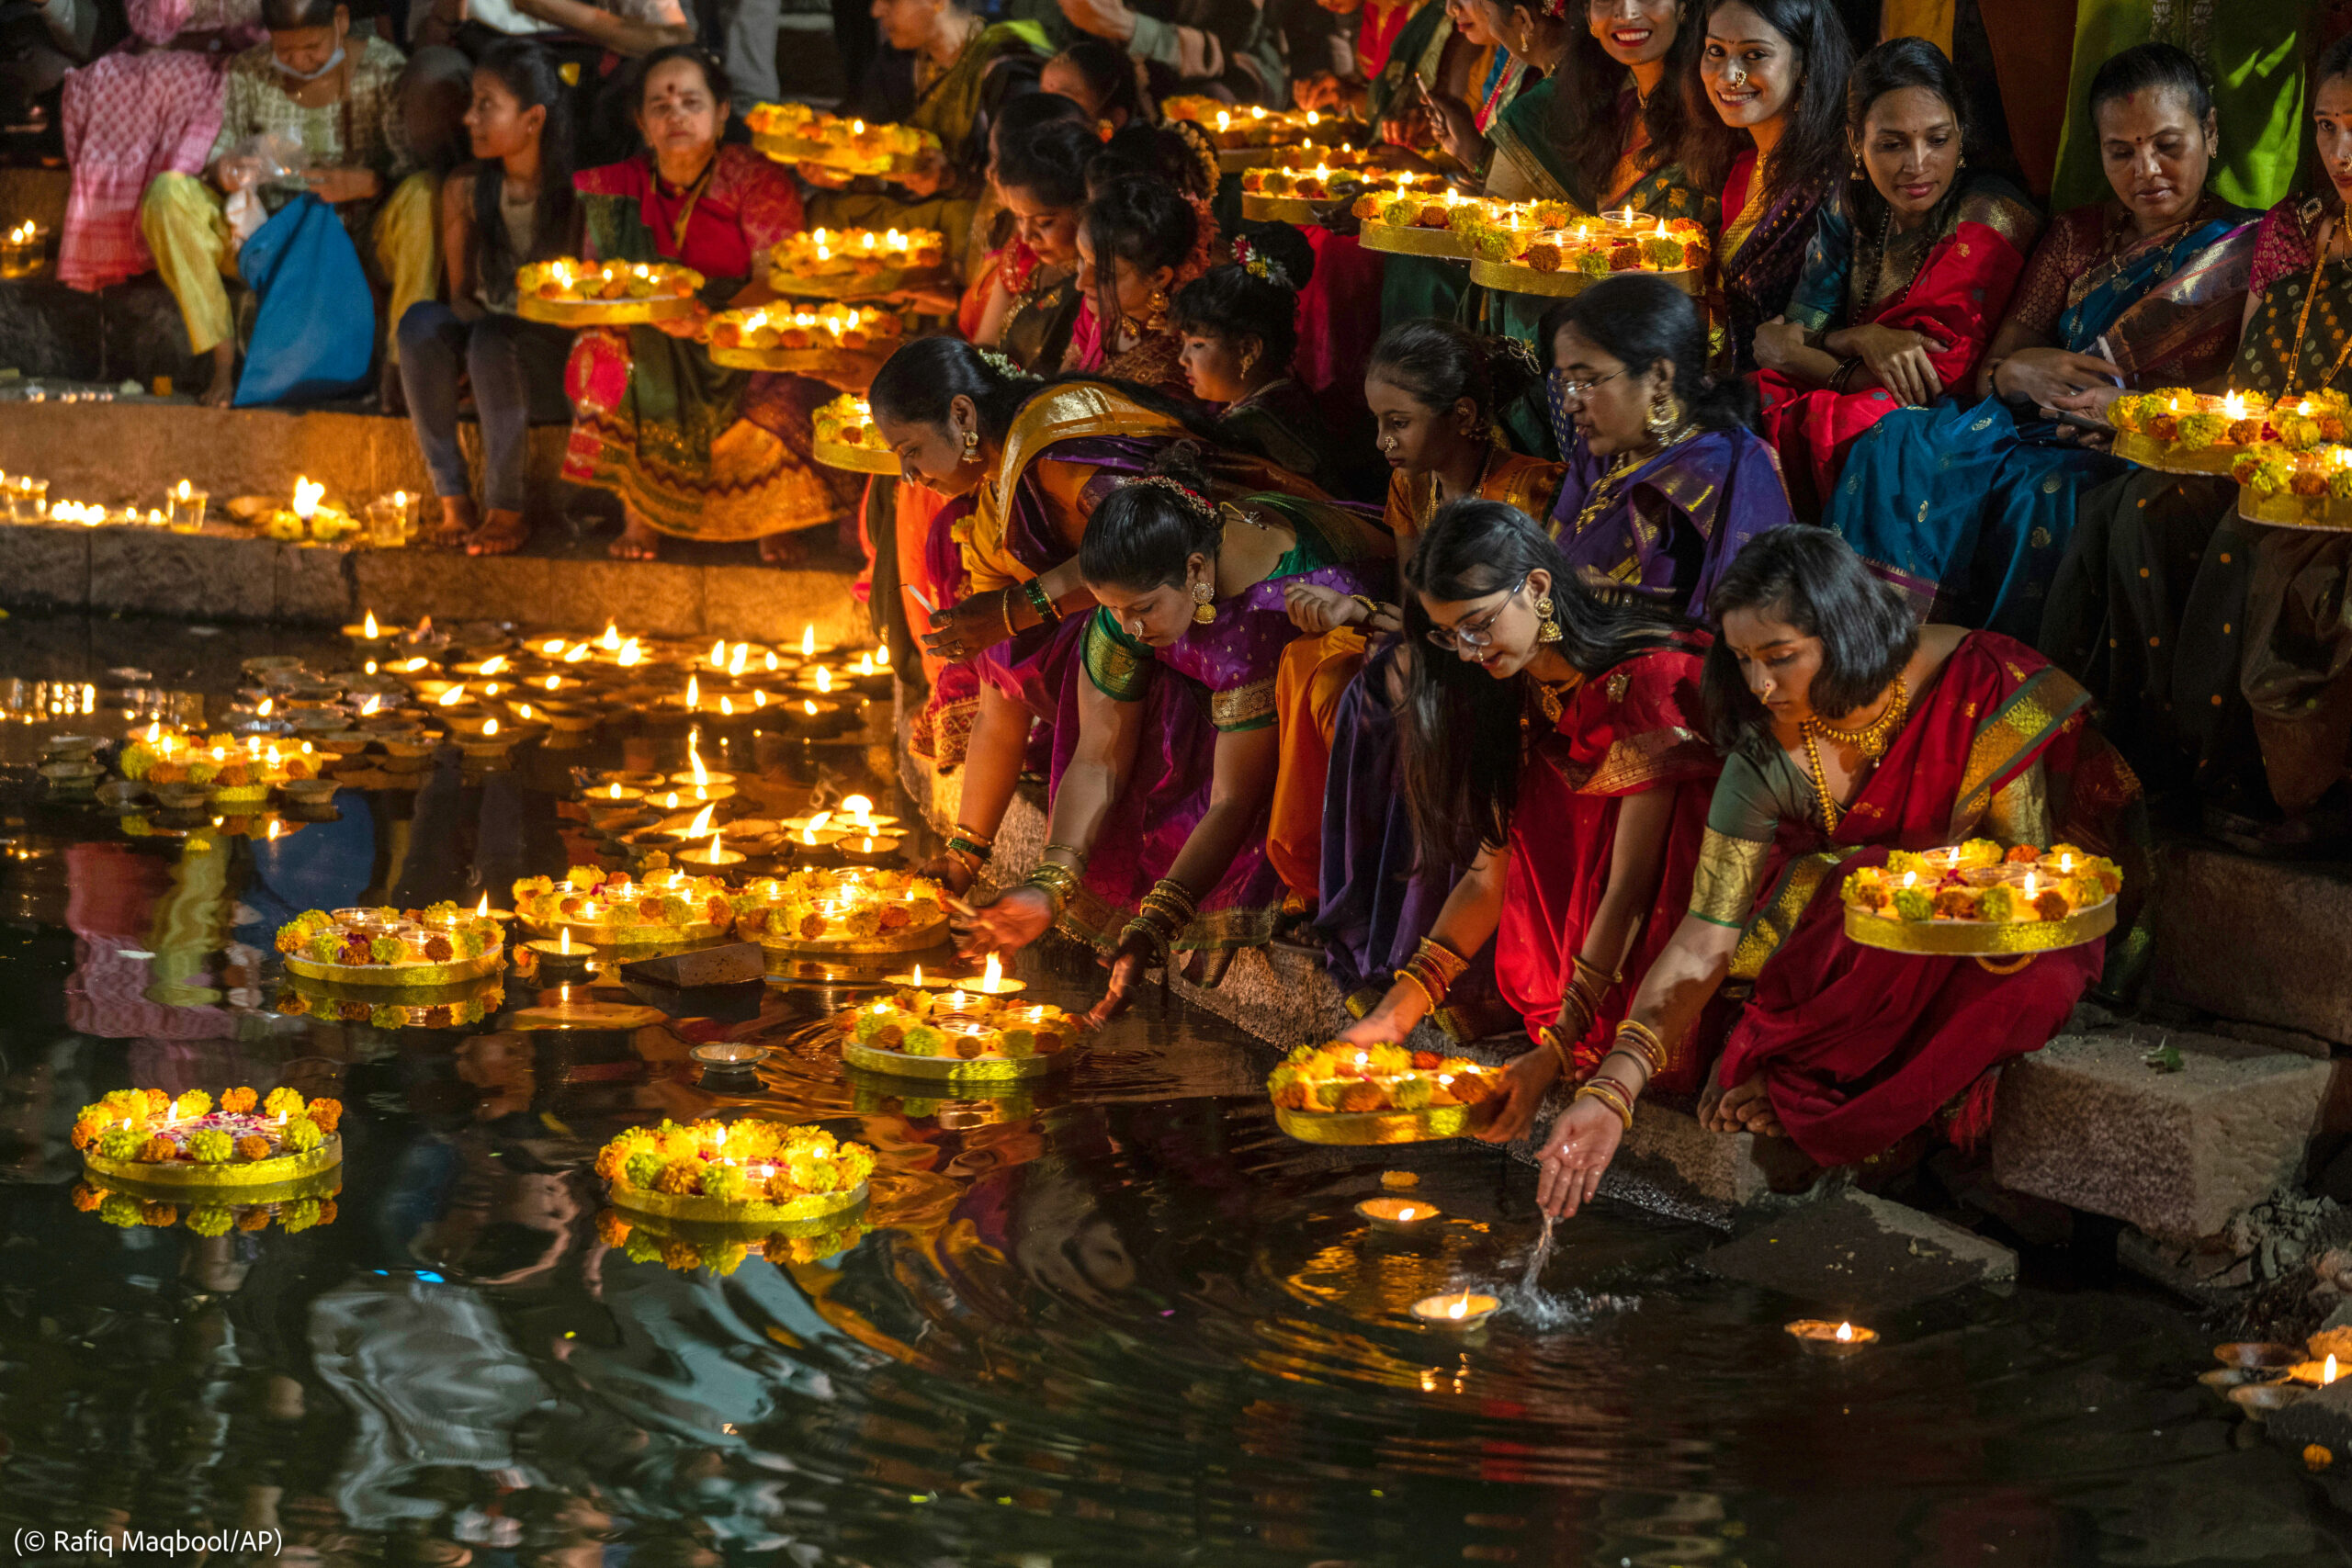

{"left": 1750, "top": 37, "right": 2041, "bottom": 518}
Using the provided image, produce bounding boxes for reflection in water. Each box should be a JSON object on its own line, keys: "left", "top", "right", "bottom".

{"left": 0, "top": 619, "right": 2343, "bottom": 1566}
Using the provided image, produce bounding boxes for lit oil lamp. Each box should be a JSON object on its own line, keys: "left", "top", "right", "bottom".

{"left": 526, "top": 928, "right": 594, "bottom": 984}
{"left": 1409, "top": 1290, "right": 1499, "bottom": 1328}
{"left": 1786, "top": 1319, "right": 1878, "bottom": 1356}
{"left": 1355, "top": 1197, "right": 1440, "bottom": 1231}
{"left": 834, "top": 832, "right": 904, "bottom": 868}
{"left": 2289, "top": 1353, "right": 2345, "bottom": 1387}
{"left": 678, "top": 828, "right": 747, "bottom": 875}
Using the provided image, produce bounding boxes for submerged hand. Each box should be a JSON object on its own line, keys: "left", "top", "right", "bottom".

{"left": 1475, "top": 1046, "right": 1563, "bottom": 1145}
{"left": 956, "top": 886, "right": 1054, "bottom": 957}
{"left": 1083, "top": 931, "right": 1156, "bottom": 1027}
{"left": 1533, "top": 1095, "right": 1623, "bottom": 1217}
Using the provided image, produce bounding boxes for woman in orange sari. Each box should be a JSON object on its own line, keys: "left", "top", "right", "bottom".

{"left": 1339, "top": 500, "right": 1720, "bottom": 1145}
{"left": 1529, "top": 528, "right": 2143, "bottom": 1218}
{"left": 1750, "top": 38, "right": 2041, "bottom": 519}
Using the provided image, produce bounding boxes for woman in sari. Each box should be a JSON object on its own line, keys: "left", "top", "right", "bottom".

{"left": 1543, "top": 275, "right": 1790, "bottom": 615}
{"left": 869, "top": 337, "right": 1320, "bottom": 893}
{"left": 1751, "top": 37, "right": 2042, "bottom": 520}
{"left": 1173, "top": 223, "right": 1360, "bottom": 499}
{"left": 563, "top": 49, "right": 849, "bottom": 563}
{"left": 1828, "top": 43, "right": 2256, "bottom": 638}
{"left": 956, "top": 94, "right": 1088, "bottom": 345}
{"left": 1528, "top": 528, "right": 2143, "bottom": 1217}
{"left": 2039, "top": 40, "right": 2352, "bottom": 828}
{"left": 802, "top": 0, "right": 1047, "bottom": 268}
{"left": 1065, "top": 134, "right": 1219, "bottom": 395}
{"left": 1338, "top": 499, "right": 1721, "bottom": 1143}
{"left": 1696, "top": 0, "right": 1849, "bottom": 371}
{"left": 1283, "top": 322, "right": 1561, "bottom": 1002}
{"left": 956, "top": 452, "right": 1393, "bottom": 1013}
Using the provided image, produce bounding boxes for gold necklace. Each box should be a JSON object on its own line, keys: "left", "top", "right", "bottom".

{"left": 1795, "top": 674, "right": 1907, "bottom": 831}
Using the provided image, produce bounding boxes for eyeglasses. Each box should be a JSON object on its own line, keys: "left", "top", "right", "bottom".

{"left": 1425, "top": 574, "right": 1529, "bottom": 650}
{"left": 1551, "top": 367, "right": 1626, "bottom": 401}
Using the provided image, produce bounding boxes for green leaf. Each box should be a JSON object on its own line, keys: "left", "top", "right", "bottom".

{"left": 2143, "top": 1042, "right": 2184, "bottom": 1074}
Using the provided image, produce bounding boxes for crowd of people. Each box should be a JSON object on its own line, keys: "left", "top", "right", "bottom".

{"left": 16, "top": 0, "right": 2350, "bottom": 1202}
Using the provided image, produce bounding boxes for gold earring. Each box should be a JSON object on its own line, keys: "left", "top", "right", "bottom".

{"left": 1238, "top": 344, "right": 1260, "bottom": 376}
{"left": 960, "top": 428, "right": 979, "bottom": 463}
{"left": 1647, "top": 392, "right": 1682, "bottom": 439}
{"left": 1534, "top": 593, "right": 1562, "bottom": 642}
{"left": 1191, "top": 581, "right": 1216, "bottom": 624}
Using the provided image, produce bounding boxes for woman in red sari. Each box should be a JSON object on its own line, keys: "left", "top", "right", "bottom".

{"left": 1338, "top": 499, "right": 1720, "bottom": 1144}
{"left": 1532, "top": 527, "right": 2143, "bottom": 1218}
{"left": 1750, "top": 37, "right": 2041, "bottom": 519}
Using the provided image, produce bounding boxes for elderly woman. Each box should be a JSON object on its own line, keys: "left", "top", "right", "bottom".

{"left": 1829, "top": 42, "right": 2256, "bottom": 637}
{"left": 1751, "top": 37, "right": 2041, "bottom": 519}
{"left": 562, "top": 48, "right": 850, "bottom": 563}
{"left": 1528, "top": 528, "right": 2142, "bottom": 1217}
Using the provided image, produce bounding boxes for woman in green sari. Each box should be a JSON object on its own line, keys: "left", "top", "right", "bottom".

{"left": 2043, "top": 37, "right": 2352, "bottom": 834}
{"left": 802, "top": 0, "right": 1048, "bottom": 268}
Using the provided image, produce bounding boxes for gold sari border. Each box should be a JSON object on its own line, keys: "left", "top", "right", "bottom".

{"left": 1948, "top": 666, "right": 2089, "bottom": 840}
{"left": 1690, "top": 827, "right": 1770, "bottom": 930}
{"left": 1729, "top": 848, "right": 1854, "bottom": 980}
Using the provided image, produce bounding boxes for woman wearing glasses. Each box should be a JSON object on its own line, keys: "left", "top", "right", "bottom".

{"left": 1544, "top": 274, "right": 1790, "bottom": 616}
{"left": 1528, "top": 527, "right": 2143, "bottom": 1218}
{"left": 1338, "top": 500, "right": 1721, "bottom": 1144}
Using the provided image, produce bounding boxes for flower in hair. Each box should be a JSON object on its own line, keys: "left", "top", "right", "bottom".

{"left": 1123, "top": 475, "right": 1216, "bottom": 517}
{"left": 976, "top": 347, "right": 1039, "bottom": 382}
{"left": 1232, "top": 234, "right": 1293, "bottom": 289}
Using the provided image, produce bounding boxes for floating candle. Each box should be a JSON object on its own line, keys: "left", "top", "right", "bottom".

{"left": 527, "top": 931, "right": 594, "bottom": 984}
{"left": 1356, "top": 1197, "right": 1440, "bottom": 1229}
{"left": 1786, "top": 1319, "right": 1878, "bottom": 1356}
{"left": 1410, "top": 1290, "right": 1499, "bottom": 1327}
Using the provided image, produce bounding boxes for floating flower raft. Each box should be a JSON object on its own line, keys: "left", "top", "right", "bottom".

{"left": 596, "top": 1118, "right": 875, "bottom": 1227}
{"left": 277, "top": 903, "right": 506, "bottom": 985}
{"left": 733, "top": 866, "right": 950, "bottom": 956}
{"left": 518, "top": 259, "right": 703, "bottom": 326}
{"left": 1269, "top": 1043, "right": 1502, "bottom": 1145}
{"left": 513, "top": 866, "right": 736, "bottom": 948}
{"left": 74, "top": 1086, "right": 344, "bottom": 1191}
{"left": 838, "top": 987, "right": 1080, "bottom": 1080}
{"left": 1841, "top": 840, "right": 2122, "bottom": 955}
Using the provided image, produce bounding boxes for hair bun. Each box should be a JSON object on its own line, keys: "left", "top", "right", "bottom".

{"left": 1230, "top": 220, "right": 1315, "bottom": 292}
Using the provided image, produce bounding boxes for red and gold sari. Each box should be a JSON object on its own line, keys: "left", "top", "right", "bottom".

{"left": 1691, "top": 631, "right": 2141, "bottom": 1166}
{"left": 1755, "top": 175, "right": 2041, "bottom": 518}
{"left": 1497, "top": 636, "right": 1720, "bottom": 1090}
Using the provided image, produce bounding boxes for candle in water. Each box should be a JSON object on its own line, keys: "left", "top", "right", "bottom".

{"left": 1356, "top": 1198, "right": 1440, "bottom": 1229}
{"left": 1409, "top": 1290, "right": 1499, "bottom": 1327}
{"left": 1786, "top": 1319, "right": 1879, "bottom": 1355}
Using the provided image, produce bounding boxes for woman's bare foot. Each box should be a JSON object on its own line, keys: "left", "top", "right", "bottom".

{"left": 609, "top": 516, "right": 660, "bottom": 560}
{"left": 198, "top": 344, "right": 237, "bottom": 408}
{"left": 431, "top": 496, "right": 478, "bottom": 548}
{"left": 468, "top": 508, "right": 528, "bottom": 556}
{"left": 1712, "top": 1077, "right": 1784, "bottom": 1138}
{"left": 758, "top": 530, "right": 809, "bottom": 567}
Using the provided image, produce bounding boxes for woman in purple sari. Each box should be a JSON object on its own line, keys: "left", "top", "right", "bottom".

{"left": 1544, "top": 276, "right": 1792, "bottom": 616}
{"left": 1695, "top": 0, "right": 1850, "bottom": 371}
{"left": 871, "top": 338, "right": 1323, "bottom": 895}
{"left": 959, "top": 452, "right": 1392, "bottom": 1017}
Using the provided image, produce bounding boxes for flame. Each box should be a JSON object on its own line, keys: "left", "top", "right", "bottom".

{"left": 689, "top": 737, "right": 707, "bottom": 785}
{"left": 912, "top": 964, "right": 923, "bottom": 987}
{"left": 542, "top": 637, "right": 566, "bottom": 654}
{"left": 765, "top": 651, "right": 780, "bottom": 671}
{"left": 404, "top": 656, "right": 429, "bottom": 671}
{"left": 710, "top": 638, "right": 726, "bottom": 669}
{"left": 292, "top": 477, "right": 324, "bottom": 518}
{"left": 559, "top": 928, "right": 572, "bottom": 953}
{"left": 801, "top": 625, "right": 816, "bottom": 657}
{"left": 719, "top": 696, "right": 734, "bottom": 715}
{"left": 478, "top": 893, "right": 491, "bottom": 916}
{"left": 876, "top": 644, "right": 891, "bottom": 669}
{"left": 616, "top": 639, "right": 642, "bottom": 667}
{"left": 708, "top": 828, "right": 724, "bottom": 859}
{"left": 1397, "top": 1207, "right": 1415, "bottom": 1222}
{"left": 815, "top": 666, "right": 833, "bottom": 694}
{"left": 1835, "top": 1322, "right": 1855, "bottom": 1343}
{"left": 2224, "top": 389, "right": 2247, "bottom": 420}
{"left": 546, "top": 675, "right": 561, "bottom": 690}
{"left": 2330, "top": 1355, "right": 2342, "bottom": 1385}
{"left": 802, "top": 809, "right": 832, "bottom": 844}
{"left": 364, "top": 609, "right": 379, "bottom": 637}
{"left": 609, "top": 784, "right": 625, "bottom": 798}
{"left": 359, "top": 694, "right": 381, "bottom": 716}
{"left": 479, "top": 655, "right": 506, "bottom": 675}
{"left": 600, "top": 622, "right": 621, "bottom": 649}
{"left": 843, "top": 794, "right": 874, "bottom": 829}
{"left": 482, "top": 717, "right": 499, "bottom": 738}
{"left": 729, "top": 642, "right": 749, "bottom": 676}
{"left": 439, "top": 686, "right": 465, "bottom": 706}
{"left": 685, "top": 673, "right": 699, "bottom": 708}
{"left": 266, "top": 818, "right": 280, "bottom": 840}
{"left": 982, "top": 953, "right": 1003, "bottom": 992}
{"left": 663, "top": 791, "right": 680, "bottom": 808}
{"left": 1446, "top": 1293, "right": 1469, "bottom": 1320}
{"left": 256, "top": 697, "right": 274, "bottom": 716}
{"left": 687, "top": 804, "right": 715, "bottom": 837}
{"left": 564, "top": 643, "right": 590, "bottom": 663}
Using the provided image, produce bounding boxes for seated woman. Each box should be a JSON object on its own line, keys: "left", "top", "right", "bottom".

{"left": 1066, "top": 161, "right": 1217, "bottom": 397}
{"left": 398, "top": 41, "right": 582, "bottom": 558}
{"left": 1829, "top": 43, "right": 2256, "bottom": 637}
{"left": 138, "top": 0, "right": 437, "bottom": 409}
{"left": 956, "top": 449, "right": 1393, "bottom": 1013}
{"left": 1543, "top": 274, "right": 1791, "bottom": 616}
{"left": 868, "top": 337, "right": 1320, "bottom": 893}
{"left": 1527, "top": 528, "right": 2142, "bottom": 1217}
{"left": 1751, "top": 37, "right": 2041, "bottom": 520}
{"left": 1288, "top": 321, "right": 1561, "bottom": 999}
{"left": 804, "top": 0, "right": 1047, "bottom": 268}
{"left": 1338, "top": 499, "right": 1721, "bottom": 1144}
{"left": 1040, "top": 36, "right": 1150, "bottom": 139}
{"left": 1172, "top": 221, "right": 1355, "bottom": 498}
{"left": 562, "top": 48, "right": 850, "bottom": 564}
{"left": 972, "top": 113, "right": 1094, "bottom": 367}
{"left": 1695, "top": 0, "right": 1850, "bottom": 371}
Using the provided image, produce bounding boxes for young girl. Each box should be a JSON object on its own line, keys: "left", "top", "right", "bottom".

{"left": 1172, "top": 221, "right": 1355, "bottom": 497}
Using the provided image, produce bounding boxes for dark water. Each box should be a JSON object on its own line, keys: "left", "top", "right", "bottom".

{"left": 0, "top": 615, "right": 2346, "bottom": 1568}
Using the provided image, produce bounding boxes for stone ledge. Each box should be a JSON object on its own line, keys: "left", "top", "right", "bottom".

{"left": 2148, "top": 842, "right": 2352, "bottom": 1044}
{"left": 1993, "top": 1027, "right": 2336, "bottom": 1244}
{"left": 1700, "top": 1188, "right": 2017, "bottom": 1313}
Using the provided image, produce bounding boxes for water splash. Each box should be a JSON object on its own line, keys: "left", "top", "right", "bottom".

{"left": 1520, "top": 1213, "right": 1556, "bottom": 1293}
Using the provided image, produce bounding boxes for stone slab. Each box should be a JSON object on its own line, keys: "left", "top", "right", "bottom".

{"left": 0, "top": 525, "right": 89, "bottom": 607}
{"left": 87, "top": 527, "right": 278, "bottom": 619}
{"left": 701, "top": 561, "right": 871, "bottom": 645}
{"left": 1993, "top": 1027, "right": 2334, "bottom": 1243}
{"left": 277, "top": 540, "right": 358, "bottom": 623}
{"left": 2148, "top": 842, "right": 2352, "bottom": 1044}
{"left": 1698, "top": 1189, "right": 2017, "bottom": 1313}
{"left": 0, "top": 401, "right": 435, "bottom": 510}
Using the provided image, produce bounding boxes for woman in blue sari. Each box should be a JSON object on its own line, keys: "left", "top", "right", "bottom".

{"left": 1824, "top": 43, "right": 2256, "bottom": 637}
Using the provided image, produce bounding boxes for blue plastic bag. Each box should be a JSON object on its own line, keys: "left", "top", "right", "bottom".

{"left": 232, "top": 193, "right": 375, "bottom": 408}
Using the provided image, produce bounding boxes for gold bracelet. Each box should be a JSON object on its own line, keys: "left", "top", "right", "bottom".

{"left": 1396, "top": 955, "right": 1449, "bottom": 1009}
{"left": 1042, "top": 840, "right": 1088, "bottom": 867}
{"left": 1023, "top": 860, "right": 1079, "bottom": 917}
{"left": 1600, "top": 1042, "right": 1657, "bottom": 1087}
{"left": 1138, "top": 877, "right": 1197, "bottom": 927}
{"left": 1614, "top": 1018, "right": 1670, "bottom": 1075}
{"left": 1574, "top": 1079, "right": 1634, "bottom": 1132}
{"left": 1535, "top": 1023, "right": 1575, "bottom": 1078}
{"left": 1393, "top": 967, "right": 1436, "bottom": 1013}
{"left": 1413, "top": 936, "right": 1470, "bottom": 989}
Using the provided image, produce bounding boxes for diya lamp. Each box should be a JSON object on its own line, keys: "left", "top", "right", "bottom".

{"left": 1410, "top": 1289, "right": 1500, "bottom": 1329}
{"left": 526, "top": 928, "right": 596, "bottom": 985}
{"left": 835, "top": 794, "right": 901, "bottom": 833}
{"left": 791, "top": 810, "right": 844, "bottom": 867}
{"left": 1786, "top": 1319, "right": 1879, "bottom": 1357}
{"left": 967, "top": 952, "right": 1024, "bottom": 998}
{"left": 843, "top": 646, "right": 893, "bottom": 696}
{"left": 834, "top": 831, "right": 904, "bottom": 868}
{"left": 594, "top": 770, "right": 668, "bottom": 790}
{"left": 2288, "top": 1353, "right": 2345, "bottom": 1388}
{"left": 458, "top": 717, "right": 519, "bottom": 761}
{"left": 688, "top": 1040, "right": 768, "bottom": 1077}
{"left": 467, "top": 892, "right": 516, "bottom": 930}
{"left": 678, "top": 828, "right": 748, "bottom": 876}
{"left": 880, "top": 962, "right": 959, "bottom": 989}
{"left": 167, "top": 479, "right": 207, "bottom": 534}
{"left": 1356, "top": 1197, "right": 1441, "bottom": 1232}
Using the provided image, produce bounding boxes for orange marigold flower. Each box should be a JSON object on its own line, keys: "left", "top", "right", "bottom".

{"left": 221, "top": 1087, "right": 257, "bottom": 1113}
{"left": 237, "top": 1208, "right": 272, "bottom": 1231}
{"left": 141, "top": 1201, "right": 176, "bottom": 1227}
{"left": 144, "top": 1088, "right": 171, "bottom": 1112}
{"left": 236, "top": 1134, "right": 272, "bottom": 1160}
{"left": 306, "top": 1098, "right": 343, "bottom": 1134}
{"left": 595, "top": 1210, "right": 633, "bottom": 1247}
{"left": 70, "top": 1119, "right": 100, "bottom": 1151}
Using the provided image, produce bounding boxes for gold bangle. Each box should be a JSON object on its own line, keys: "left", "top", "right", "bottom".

{"left": 1615, "top": 1018, "right": 1670, "bottom": 1074}
{"left": 1393, "top": 967, "right": 1436, "bottom": 1013}
{"left": 1574, "top": 1080, "right": 1634, "bottom": 1132}
{"left": 1413, "top": 936, "right": 1470, "bottom": 989}
{"left": 1535, "top": 1023, "right": 1575, "bottom": 1078}
{"left": 1023, "top": 860, "right": 1079, "bottom": 917}
{"left": 1397, "top": 955, "right": 1449, "bottom": 1008}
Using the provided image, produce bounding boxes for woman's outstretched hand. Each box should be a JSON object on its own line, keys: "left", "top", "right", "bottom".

{"left": 1082, "top": 930, "right": 1157, "bottom": 1028}
{"left": 956, "top": 886, "right": 1054, "bottom": 958}
{"left": 1532, "top": 1095, "right": 1623, "bottom": 1218}
{"left": 922, "top": 590, "right": 1012, "bottom": 663}
{"left": 1475, "top": 1046, "right": 1563, "bottom": 1145}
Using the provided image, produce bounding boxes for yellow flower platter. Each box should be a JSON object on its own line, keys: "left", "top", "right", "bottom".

{"left": 732, "top": 866, "right": 953, "bottom": 956}
{"left": 2234, "top": 444, "right": 2352, "bottom": 531}
{"left": 1460, "top": 208, "right": 1709, "bottom": 298}
{"left": 276, "top": 905, "right": 506, "bottom": 987}
{"left": 596, "top": 1118, "right": 876, "bottom": 1230}
{"left": 1358, "top": 211, "right": 1476, "bottom": 260}
{"left": 812, "top": 393, "right": 898, "bottom": 475}
{"left": 1268, "top": 1043, "right": 1504, "bottom": 1145}
{"left": 1839, "top": 841, "right": 2122, "bottom": 958}
{"left": 512, "top": 866, "right": 737, "bottom": 949}
{"left": 2108, "top": 389, "right": 2348, "bottom": 477}
{"left": 518, "top": 259, "right": 704, "bottom": 326}
{"left": 74, "top": 1086, "right": 345, "bottom": 1194}
{"left": 837, "top": 990, "right": 1081, "bottom": 1081}
{"left": 767, "top": 227, "right": 948, "bottom": 300}
{"left": 706, "top": 301, "right": 906, "bottom": 375}
{"left": 746, "top": 102, "right": 940, "bottom": 177}
{"left": 1163, "top": 96, "right": 1359, "bottom": 169}
{"left": 1237, "top": 155, "right": 1409, "bottom": 222}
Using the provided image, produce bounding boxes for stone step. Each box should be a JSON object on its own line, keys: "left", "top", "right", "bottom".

{"left": 1992, "top": 1025, "right": 2341, "bottom": 1244}
{"left": 2147, "top": 842, "right": 2352, "bottom": 1048}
